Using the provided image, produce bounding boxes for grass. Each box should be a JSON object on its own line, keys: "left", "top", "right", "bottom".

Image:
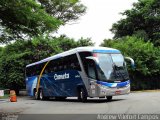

{"left": 0, "top": 94, "right": 9, "bottom": 99}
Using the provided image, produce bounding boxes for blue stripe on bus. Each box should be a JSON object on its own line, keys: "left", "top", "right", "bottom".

{"left": 26, "top": 70, "right": 84, "bottom": 97}
{"left": 93, "top": 49, "right": 121, "bottom": 54}
{"left": 97, "top": 80, "right": 130, "bottom": 88}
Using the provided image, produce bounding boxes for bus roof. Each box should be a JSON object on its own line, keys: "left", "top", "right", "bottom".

{"left": 26, "top": 46, "right": 121, "bottom": 67}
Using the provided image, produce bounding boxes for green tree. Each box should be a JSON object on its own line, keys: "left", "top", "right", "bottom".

{"left": 102, "top": 36, "right": 160, "bottom": 75}
{"left": 49, "top": 35, "right": 94, "bottom": 51}
{"left": 0, "top": 36, "right": 94, "bottom": 93}
{"left": 76, "top": 37, "right": 94, "bottom": 46}
{"left": 101, "top": 36, "right": 160, "bottom": 90}
{"left": 0, "top": 0, "right": 87, "bottom": 44}
{"left": 111, "top": 0, "right": 160, "bottom": 46}
{"left": 38, "top": 0, "right": 86, "bottom": 24}
{"left": 0, "top": 0, "right": 62, "bottom": 43}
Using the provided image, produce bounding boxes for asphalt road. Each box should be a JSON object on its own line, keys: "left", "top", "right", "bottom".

{"left": 0, "top": 92, "right": 160, "bottom": 120}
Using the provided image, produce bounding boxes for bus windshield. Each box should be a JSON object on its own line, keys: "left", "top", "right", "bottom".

{"left": 96, "top": 53, "right": 129, "bottom": 82}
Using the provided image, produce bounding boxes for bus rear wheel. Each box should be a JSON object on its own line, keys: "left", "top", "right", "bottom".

{"left": 39, "top": 89, "right": 49, "bottom": 100}
{"left": 78, "top": 88, "right": 87, "bottom": 102}
{"left": 34, "top": 89, "right": 40, "bottom": 100}
{"left": 39, "top": 89, "right": 44, "bottom": 100}
{"left": 106, "top": 96, "right": 112, "bottom": 101}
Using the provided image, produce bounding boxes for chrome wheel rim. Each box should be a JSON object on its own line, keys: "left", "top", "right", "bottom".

{"left": 35, "top": 92, "right": 37, "bottom": 99}
{"left": 40, "top": 90, "right": 42, "bottom": 100}
{"left": 80, "top": 90, "right": 83, "bottom": 99}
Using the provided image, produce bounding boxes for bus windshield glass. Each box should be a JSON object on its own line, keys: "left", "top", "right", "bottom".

{"left": 96, "top": 53, "right": 129, "bottom": 82}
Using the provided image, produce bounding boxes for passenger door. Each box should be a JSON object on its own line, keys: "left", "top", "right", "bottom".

{"left": 86, "top": 59, "right": 98, "bottom": 97}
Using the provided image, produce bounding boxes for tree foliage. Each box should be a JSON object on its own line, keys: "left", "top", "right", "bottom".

{"left": 111, "top": 0, "right": 160, "bottom": 46}
{"left": 101, "top": 36, "right": 160, "bottom": 76}
{"left": 0, "top": 36, "right": 94, "bottom": 90}
{"left": 0, "top": 0, "right": 86, "bottom": 44}
{"left": 38, "top": 0, "right": 86, "bottom": 23}
{"left": 0, "top": 0, "right": 62, "bottom": 43}
{"left": 101, "top": 36, "right": 160, "bottom": 90}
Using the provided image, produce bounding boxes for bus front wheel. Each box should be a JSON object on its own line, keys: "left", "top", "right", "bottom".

{"left": 78, "top": 88, "right": 87, "bottom": 102}
{"left": 106, "top": 96, "right": 112, "bottom": 101}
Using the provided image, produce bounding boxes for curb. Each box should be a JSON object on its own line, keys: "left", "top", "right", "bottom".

{"left": 0, "top": 99, "right": 9, "bottom": 103}
{"left": 131, "top": 89, "right": 160, "bottom": 93}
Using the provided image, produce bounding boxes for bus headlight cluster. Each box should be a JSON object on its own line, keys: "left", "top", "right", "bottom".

{"left": 100, "top": 85, "right": 109, "bottom": 94}
{"left": 101, "top": 85, "right": 109, "bottom": 89}
{"left": 125, "top": 84, "right": 130, "bottom": 87}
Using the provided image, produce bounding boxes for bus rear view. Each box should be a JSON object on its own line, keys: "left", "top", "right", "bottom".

{"left": 25, "top": 47, "right": 134, "bottom": 102}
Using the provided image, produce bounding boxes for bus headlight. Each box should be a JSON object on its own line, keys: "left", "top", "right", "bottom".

{"left": 101, "top": 85, "right": 109, "bottom": 90}
{"left": 126, "top": 84, "right": 130, "bottom": 87}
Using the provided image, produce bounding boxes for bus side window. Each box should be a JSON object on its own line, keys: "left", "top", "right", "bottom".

{"left": 26, "top": 67, "right": 31, "bottom": 77}
{"left": 44, "top": 69, "right": 48, "bottom": 74}
{"left": 74, "top": 62, "right": 81, "bottom": 71}
{"left": 37, "top": 64, "right": 41, "bottom": 75}
{"left": 45, "top": 62, "right": 51, "bottom": 73}
{"left": 65, "top": 54, "right": 81, "bottom": 71}
{"left": 31, "top": 66, "right": 36, "bottom": 76}
{"left": 59, "top": 65, "right": 63, "bottom": 71}
{"left": 71, "top": 63, "right": 75, "bottom": 69}
{"left": 54, "top": 66, "right": 57, "bottom": 72}
{"left": 64, "top": 64, "right": 67, "bottom": 69}
{"left": 53, "top": 59, "right": 58, "bottom": 72}
{"left": 63, "top": 56, "right": 69, "bottom": 70}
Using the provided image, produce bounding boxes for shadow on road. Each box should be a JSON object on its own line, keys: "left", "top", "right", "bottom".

{"left": 61, "top": 98, "right": 125, "bottom": 103}
{"left": 25, "top": 97, "right": 125, "bottom": 103}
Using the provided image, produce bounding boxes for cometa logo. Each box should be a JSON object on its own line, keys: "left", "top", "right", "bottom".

{"left": 54, "top": 73, "right": 70, "bottom": 80}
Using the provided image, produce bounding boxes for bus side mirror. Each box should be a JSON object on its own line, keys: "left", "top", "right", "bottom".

{"left": 86, "top": 56, "right": 99, "bottom": 64}
{"left": 125, "top": 57, "right": 135, "bottom": 69}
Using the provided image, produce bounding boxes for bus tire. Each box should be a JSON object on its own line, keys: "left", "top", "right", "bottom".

{"left": 39, "top": 89, "right": 46, "bottom": 100}
{"left": 44, "top": 97, "right": 50, "bottom": 100}
{"left": 77, "top": 88, "right": 82, "bottom": 101}
{"left": 55, "top": 97, "right": 67, "bottom": 101}
{"left": 34, "top": 89, "right": 40, "bottom": 100}
{"left": 106, "top": 96, "right": 112, "bottom": 101}
{"left": 79, "top": 88, "right": 87, "bottom": 102}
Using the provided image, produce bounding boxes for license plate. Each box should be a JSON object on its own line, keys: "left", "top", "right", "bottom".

{"left": 115, "top": 90, "right": 121, "bottom": 94}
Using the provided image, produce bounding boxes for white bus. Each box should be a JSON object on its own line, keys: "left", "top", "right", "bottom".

{"left": 25, "top": 47, "right": 134, "bottom": 102}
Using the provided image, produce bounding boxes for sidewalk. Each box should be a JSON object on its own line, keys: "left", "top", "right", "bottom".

{"left": 131, "top": 89, "right": 160, "bottom": 93}
{"left": 0, "top": 99, "right": 9, "bottom": 103}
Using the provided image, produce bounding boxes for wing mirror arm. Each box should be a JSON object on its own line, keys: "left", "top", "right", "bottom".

{"left": 125, "top": 57, "right": 135, "bottom": 69}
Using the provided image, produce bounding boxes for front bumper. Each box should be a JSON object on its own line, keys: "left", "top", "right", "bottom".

{"left": 99, "top": 84, "right": 130, "bottom": 97}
